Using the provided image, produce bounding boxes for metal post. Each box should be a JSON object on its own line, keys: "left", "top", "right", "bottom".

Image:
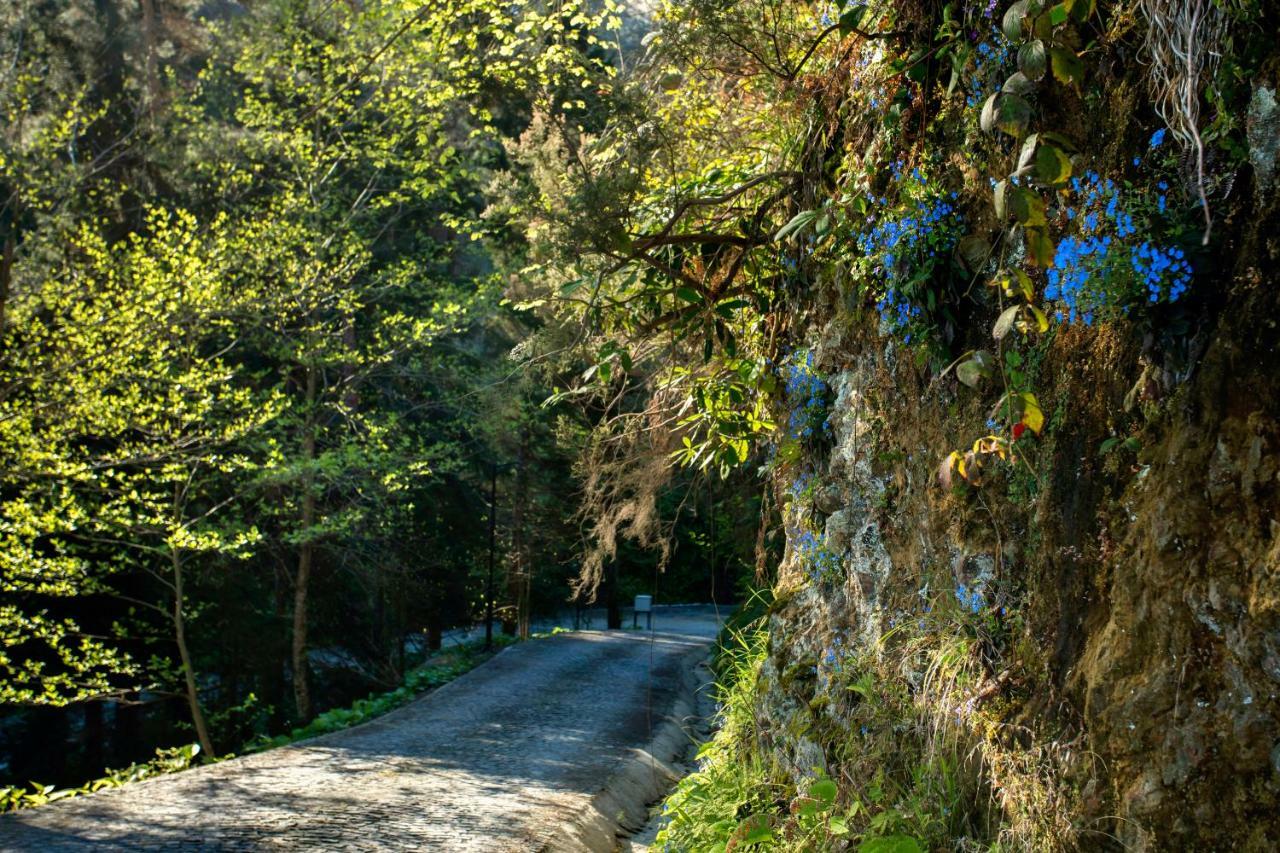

{"left": 485, "top": 462, "right": 497, "bottom": 651}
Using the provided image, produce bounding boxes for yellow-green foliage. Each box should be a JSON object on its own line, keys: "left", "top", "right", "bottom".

{"left": 0, "top": 743, "right": 202, "bottom": 814}
{"left": 655, "top": 603, "right": 1090, "bottom": 851}
{"left": 0, "top": 0, "right": 618, "bottom": 711}
{"left": 654, "top": 625, "right": 773, "bottom": 852}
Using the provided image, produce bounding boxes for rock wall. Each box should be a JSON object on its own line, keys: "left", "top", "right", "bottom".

{"left": 753, "top": 213, "right": 1280, "bottom": 849}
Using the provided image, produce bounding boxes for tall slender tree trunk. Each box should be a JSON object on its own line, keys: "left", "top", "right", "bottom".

{"left": 511, "top": 432, "right": 531, "bottom": 639}
{"left": 83, "top": 701, "right": 103, "bottom": 775}
{"left": 171, "top": 547, "right": 214, "bottom": 757}
{"left": 292, "top": 365, "right": 317, "bottom": 723}
{"left": 1, "top": 230, "right": 15, "bottom": 336}
{"left": 605, "top": 560, "right": 621, "bottom": 630}
{"left": 139, "top": 0, "right": 160, "bottom": 117}
{"left": 427, "top": 601, "right": 443, "bottom": 651}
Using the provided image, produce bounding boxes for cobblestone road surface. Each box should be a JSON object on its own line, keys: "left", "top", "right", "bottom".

{"left": 1, "top": 609, "right": 722, "bottom": 852}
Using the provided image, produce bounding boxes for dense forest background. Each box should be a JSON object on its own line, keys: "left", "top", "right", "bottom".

{"left": 0, "top": 0, "right": 761, "bottom": 789}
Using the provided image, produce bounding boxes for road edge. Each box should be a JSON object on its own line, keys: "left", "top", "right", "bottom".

{"left": 539, "top": 637, "right": 715, "bottom": 852}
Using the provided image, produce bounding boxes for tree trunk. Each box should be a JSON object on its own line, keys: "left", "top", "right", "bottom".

{"left": 83, "top": 702, "right": 104, "bottom": 776}
{"left": 511, "top": 431, "right": 531, "bottom": 639}
{"left": 171, "top": 547, "right": 215, "bottom": 757}
{"left": 292, "top": 365, "right": 318, "bottom": 723}
{"left": 139, "top": 0, "right": 160, "bottom": 117}
{"left": 605, "top": 561, "right": 621, "bottom": 629}
{"left": 427, "top": 610, "right": 442, "bottom": 651}
{"left": 0, "top": 231, "right": 13, "bottom": 336}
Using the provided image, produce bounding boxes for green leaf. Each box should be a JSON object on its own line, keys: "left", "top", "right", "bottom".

{"left": 980, "top": 92, "right": 1000, "bottom": 134}
{"left": 993, "top": 179, "right": 1008, "bottom": 220}
{"left": 859, "top": 835, "right": 924, "bottom": 853}
{"left": 1017, "top": 134, "right": 1041, "bottom": 173}
{"left": 1039, "top": 130, "right": 1079, "bottom": 152}
{"left": 808, "top": 777, "right": 838, "bottom": 806}
{"left": 715, "top": 298, "right": 752, "bottom": 315}
{"left": 956, "top": 351, "right": 994, "bottom": 386}
{"left": 1065, "top": 0, "right": 1096, "bottom": 22}
{"left": 1013, "top": 268, "right": 1035, "bottom": 300}
{"left": 734, "top": 814, "right": 774, "bottom": 845}
{"left": 1033, "top": 143, "right": 1072, "bottom": 185}
{"left": 1008, "top": 187, "right": 1046, "bottom": 226}
{"left": 995, "top": 93, "right": 1032, "bottom": 136}
{"left": 1002, "top": 0, "right": 1028, "bottom": 40}
{"left": 1050, "top": 47, "right": 1084, "bottom": 84}
{"left": 905, "top": 49, "right": 930, "bottom": 82}
{"left": 1018, "top": 40, "right": 1047, "bottom": 81}
{"left": 1049, "top": 3, "right": 1069, "bottom": 25}
{"left": 1002, "top": 72, "right": 1035, "bottom": 96}
{"left": 838, "top": 5, "right": 867, "bottom": 35}
{"left": 775, "top": 209, "right": 818, "bottom": 241}
{"left": 676, "top": 287, "right": 703, "bottom": 303}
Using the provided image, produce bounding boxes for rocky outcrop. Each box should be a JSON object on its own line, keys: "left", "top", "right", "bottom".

{"left": 753, "top": 267, "right": 1280, "bottom": 848}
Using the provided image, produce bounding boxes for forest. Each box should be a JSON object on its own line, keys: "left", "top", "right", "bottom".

{"left": 3, "top": 0, "right": 1279, "bottom": 849}
{"left": 0, "top": 0, "right": 759, "bottom": 791}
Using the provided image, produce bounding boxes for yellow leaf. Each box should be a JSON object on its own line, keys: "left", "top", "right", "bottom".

{"left": 1020, "top": 392, "right": 1045, "bottom": 433}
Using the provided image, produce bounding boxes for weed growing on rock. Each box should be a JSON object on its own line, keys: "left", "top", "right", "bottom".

{"left": 792, "top": 527, "right": 844, "bottom": 583}
{"left": 853, "top": 165, "right": 965, "bottom": 346}
{"left": 782, "top": 350, "right": 832, "bottom": 441}
{"left": 1045, "top": 169, "right": 1193, "bottom": 323}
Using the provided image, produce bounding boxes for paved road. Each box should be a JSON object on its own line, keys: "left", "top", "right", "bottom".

{"left": 1, "top": 609, "right": 723, "bottom": 852}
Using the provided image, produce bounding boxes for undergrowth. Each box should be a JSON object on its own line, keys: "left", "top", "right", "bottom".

{"left": 653, "top": 622, "right": 775, "bottom": 852}
{"left": 652, "top": 598, "right": 1088, "bottom": 852}
{"left": 0, "top": 637, "right": 510, "bottom": 813}
{"left": 243, "top": 642, "right": 503, "bottom": 751}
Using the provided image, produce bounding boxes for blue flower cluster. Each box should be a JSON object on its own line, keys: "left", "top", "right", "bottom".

{"left": 1131, "top": 242, "right": 1191, "bottom": 302}
{"left": 1046, "top": 170, "right": 1193, "bottom": 323}
{"left": 965, "top": 29, "right": 1012, "bottom": 108}
{"left": 789, "top": 470, "right": 815, "bottom": 503}
{"left": 854, "top": 168, "right": 963, "bottom": 340}
{"left": 955, "top": 582, "right": 985, "bottom": 614}
{"left": 782, "top": 350, "right": 831, "bottom": 440}
{"left": 793, "top": 527, "right": 842, "bottom": 582}
{"left": 1046, "top": 235, "right": 1108, "bottom": 325}
{"left": 875, "top": 289, "right": 924, "bottom": 341}
{"left": 813, "top": 629, "right": 853, "bottom": 689}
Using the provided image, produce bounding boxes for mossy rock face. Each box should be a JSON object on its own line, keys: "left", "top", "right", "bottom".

{"left": 780, "top": 658, "right": 817, "bottom": 697}
{"left": 755, "top": 193, "right": 1280, "bottom": 849}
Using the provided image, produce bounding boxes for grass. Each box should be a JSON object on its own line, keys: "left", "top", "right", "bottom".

{"left": 649, "top": 588, "right": 1090, "bottom": 852}
{"left": 652, "top": 620, "right": 775, "bottom": 852}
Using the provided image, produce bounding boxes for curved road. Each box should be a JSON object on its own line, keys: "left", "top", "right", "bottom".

{"left": 1, "top": 609, "right": 721, "bottom": 851}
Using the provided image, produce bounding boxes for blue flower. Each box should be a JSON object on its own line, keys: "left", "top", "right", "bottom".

{"left": 1149, "top": 128, "right": 1167, "bottom": 148}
